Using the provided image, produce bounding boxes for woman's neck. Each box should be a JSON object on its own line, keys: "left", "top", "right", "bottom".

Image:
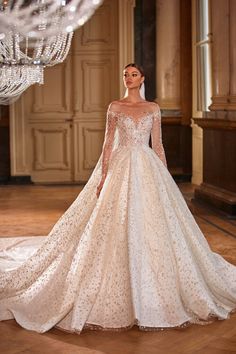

{"left": 123, "top": 89, "right": 145, "bottom": 103}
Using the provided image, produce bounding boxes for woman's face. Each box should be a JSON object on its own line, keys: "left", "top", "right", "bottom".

{"left": 123, "top": 66, "right": 144, "bottom": 89}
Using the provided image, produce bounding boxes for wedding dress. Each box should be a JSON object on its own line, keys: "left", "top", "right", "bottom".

{"left": 0, "top": 103, "right": 236, "bottom": 334}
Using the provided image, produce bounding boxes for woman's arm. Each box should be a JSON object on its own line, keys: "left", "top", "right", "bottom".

{"left": 101, "top": 105, "right": 117, "bottom": 179}
{"left": 97, "top": 104, "right": 117, "bottom": 197}
{"left": 151, "top": 105, "right": 167, "bottom": 168}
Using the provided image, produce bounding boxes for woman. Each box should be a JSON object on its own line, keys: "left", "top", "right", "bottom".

{"left": 0, "top": 63, "right": 236, "bottom": 333}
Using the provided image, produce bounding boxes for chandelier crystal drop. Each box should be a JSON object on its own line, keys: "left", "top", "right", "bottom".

{"left": 0, "top": 0, "right": 103, "bottom": 104}
{"left": 0, "top": 30, "right": 73, "bottom": 104}
{"left": 0, "top": 65, "right": 44, "bottom": 105}
{"left": 0, "top": 0, "right": 104, "bottom": 38}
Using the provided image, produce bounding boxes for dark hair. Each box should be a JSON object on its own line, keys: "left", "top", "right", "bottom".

{"left": 124, "top": 63, "right": 145, "bottom": 77}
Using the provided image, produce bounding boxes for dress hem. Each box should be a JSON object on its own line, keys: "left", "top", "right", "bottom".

{"left": 54, "top": 309, "right": 236, "bottom": 334}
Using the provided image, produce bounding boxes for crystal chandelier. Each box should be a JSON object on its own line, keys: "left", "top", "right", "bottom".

{"left": 0, "top": 0, "right": 103, "bottom": 105}
{"left": 0, "top": 30, "right": 73, "bottom": 105}
{"left": 0, "top": 0, "right": 104, "bottom": 38}
{"left": 0, "top": 65, "right": 44, "bottom": 105}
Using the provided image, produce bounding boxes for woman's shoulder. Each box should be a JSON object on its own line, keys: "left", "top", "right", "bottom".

{"left": 108, "top": 100, "right": 123, "bottom": 112}
{"left": 146, "top": 101, "right": 160, "bottom": 112}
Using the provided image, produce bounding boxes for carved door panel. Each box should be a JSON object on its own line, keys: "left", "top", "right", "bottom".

{"left": 10, "top": 0, "right": 135, "bottom": 183}
{"left": 28, "top": 56, "right": 74, "bottom": 183}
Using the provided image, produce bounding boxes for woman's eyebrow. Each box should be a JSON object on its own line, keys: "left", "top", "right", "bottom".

{"left": 124, "top": 70, "right": 139, "bottom": 74}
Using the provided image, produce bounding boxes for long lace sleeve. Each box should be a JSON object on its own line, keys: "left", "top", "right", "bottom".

{"left": 151, "top": 106, "right": 167, "bottom": 168}
{"left": 101, "top": 107, "right": 117, "bottom": 180}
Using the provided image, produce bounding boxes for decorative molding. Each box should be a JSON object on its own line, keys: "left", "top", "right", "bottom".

{"left": 32, "top": 58, "right": 71, "bottom": 114}
{"left": 73, "top": 1, "right": 117, "bottom": 52}
{"left": 229, "top": 94, "right": 236, "bottom": 102}
{"left": 10, "top": 96, "right": 30, "bottom": 176}
{"left": 160, "top": 109, "right": 182, "bottom": 125}
{"left": 191, "top": 121, "right": 203, "bottom": 186}
{"left": 227, "top": 95, "right": 236, "bottom": 110}
{"left": 27, "top": 113, "right": 73, "bottom": 122}
{"left": 82, "top": 59, "right": 113, "bottom": 113}
{"left": 74, "top": 121, "right": 104, "bottom": 181}
{"left": 209, "top": 95, "right": 231, "bottom": 111}
{"left": 81, "top": 3, "right": 114, "bottom": 48}
{"left": 83, "top": 127, "right": 104, "bottom": 169}
{"left": 193, "top": 118, "right": 236, "bottom": 130}
{"left": 162, "top": 117, "right": 182, "bottom": 125}
{"left": 33, "top": 127, "right": 70, "bottom": 170}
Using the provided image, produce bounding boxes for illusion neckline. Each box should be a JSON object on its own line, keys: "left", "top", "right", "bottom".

{"left": 109, "top": 110, "right": 154, "bottom": 128}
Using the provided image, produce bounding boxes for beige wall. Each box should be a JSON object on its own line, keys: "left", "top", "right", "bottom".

{"left": 10, "top": 0, "right": 135, "bottom": 183}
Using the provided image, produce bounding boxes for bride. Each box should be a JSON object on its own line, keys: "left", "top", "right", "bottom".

{"left": 0, "top": 63, "right": 236, "bottom": 334}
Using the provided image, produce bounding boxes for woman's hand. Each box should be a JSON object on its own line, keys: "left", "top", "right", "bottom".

{"left": 96, "top": 177, "right": 106, "bottom": 198}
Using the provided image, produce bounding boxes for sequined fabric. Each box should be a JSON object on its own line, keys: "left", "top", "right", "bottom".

{"left": 0, "top": 103, "right": 236, "bottom": 333}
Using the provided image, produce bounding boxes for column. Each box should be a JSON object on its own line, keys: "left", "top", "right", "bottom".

{"left": 229, "top": 0, "right": 236, "bottom": 109}
{"left": 118, "top": 0, "right": 136, "bottom": 98}
{"left": 156, "top": 0, "right": 181, "bottom": 110}
{"left": 209, "top": 0, "right": 230, "bottom": 110}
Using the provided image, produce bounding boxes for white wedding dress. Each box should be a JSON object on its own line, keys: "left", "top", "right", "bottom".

{"left": 0, "top": 103, "right": 236, "bottom": 333}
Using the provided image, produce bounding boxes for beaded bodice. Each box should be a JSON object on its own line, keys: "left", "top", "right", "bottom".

{"left": 100, "top": 103, "right": 167, "bottom": 179}
{"left": 112, "top": 112, "right": 153, "bottom": 148}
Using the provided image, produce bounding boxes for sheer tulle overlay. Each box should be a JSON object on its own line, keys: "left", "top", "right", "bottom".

{"left": 0, "top": 104, "right": 236, "bottom": 333}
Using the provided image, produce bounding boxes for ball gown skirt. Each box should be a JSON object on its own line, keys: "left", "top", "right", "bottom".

{"left": 0, "top": 109, "right": 236, "bottom": 333}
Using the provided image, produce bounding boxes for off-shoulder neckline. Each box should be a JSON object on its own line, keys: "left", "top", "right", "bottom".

{"left": 109, "top": 110, "right": 160, "bottom": 116}
{"left": 110, "top": 100, "right": 159, "bottom": 109}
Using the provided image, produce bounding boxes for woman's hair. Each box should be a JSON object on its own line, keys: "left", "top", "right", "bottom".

{"left": 124, "top": 63, "right": 145, "bottom": 77}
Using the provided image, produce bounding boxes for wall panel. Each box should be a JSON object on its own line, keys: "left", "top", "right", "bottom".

{"left": 10, "top": 0, "right": 135, "bottom": 183}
